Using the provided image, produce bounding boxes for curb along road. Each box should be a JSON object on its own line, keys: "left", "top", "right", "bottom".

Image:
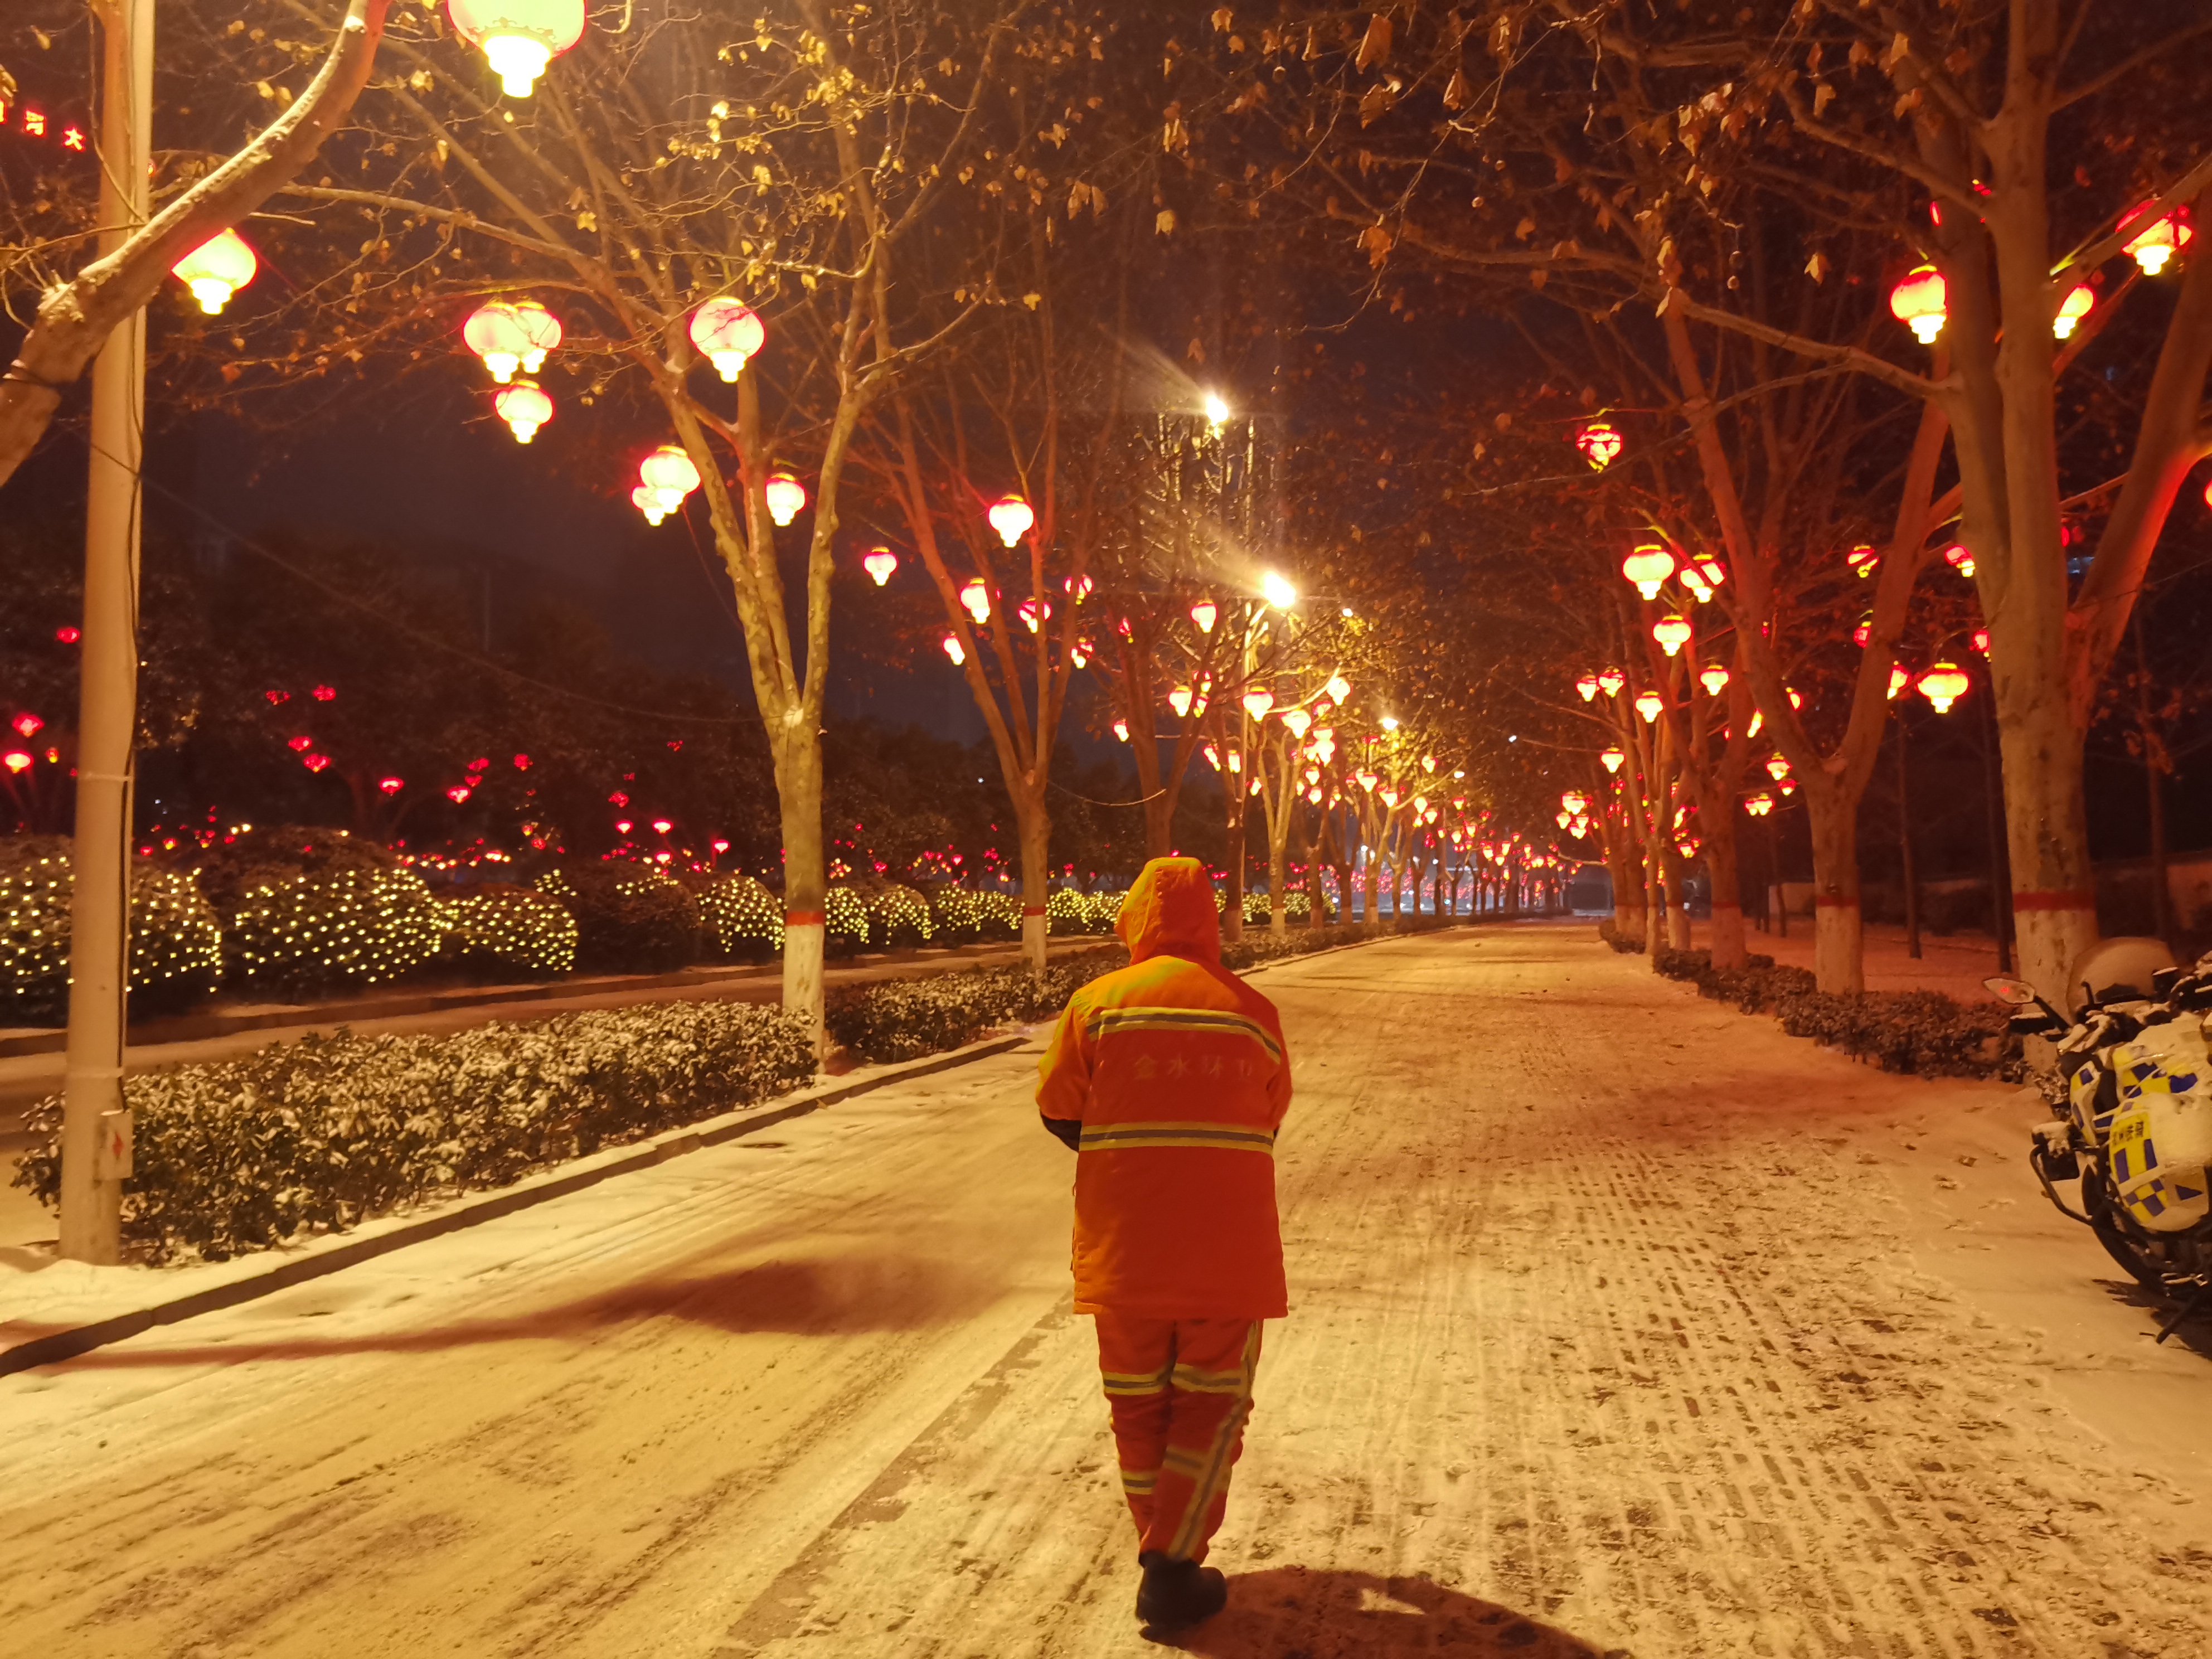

{"left": 0, "top": 919, "right": 1503, "bottom": 1378}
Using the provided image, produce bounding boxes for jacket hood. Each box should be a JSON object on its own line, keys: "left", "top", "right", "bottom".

{"left": 1117, "top": 857, "right": 1222, "bottom": 964}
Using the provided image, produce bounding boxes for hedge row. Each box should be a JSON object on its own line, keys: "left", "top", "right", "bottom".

{"left": 12, "top": 908, "right": 1440, "bottom": 1263}
{"left": 1646, "top": 943, "right": 2021, "bottom": 1080}
{"left": 10, "top": 999, "right": 816, "bottom": 1263}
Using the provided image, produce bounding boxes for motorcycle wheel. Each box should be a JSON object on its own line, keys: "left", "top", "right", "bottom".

{"left": 2082, "top": 1174, "right": 2170, "bottom": 1291}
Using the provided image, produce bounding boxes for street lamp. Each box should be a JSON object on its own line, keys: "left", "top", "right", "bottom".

{"left": 447, "top": 0, "right": 587, "bottom": 97}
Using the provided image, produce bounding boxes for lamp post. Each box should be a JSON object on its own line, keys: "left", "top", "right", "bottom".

{"left": 61, "top": 0, "right": 155, "bottom": 1262}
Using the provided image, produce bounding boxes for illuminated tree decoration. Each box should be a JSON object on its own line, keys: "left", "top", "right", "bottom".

{"left": 1063, "top": 573, "right": 1094, "bottom": 601}
{"left": 2123, "top": 203, "right": 2192, "bottom": 275}
{"left": 1697, "top": 663, "right": 1730, "bottom": 696}
{"left": 446, "top": 0, "right": 588, "bottom": 98}
{"left": 637, "top": 444, "right": 700, "bottom": 525}
{"left": 2054, "top": 284, "right": 2095, "bottom": 339}
{"left": 1650, "top": 614, "right": 1692, "bottom": 657}
{"left": 494, "top": 378, "right": 553, "bottom": 443}
{"left": 1355, "top": 768, "right": 1379, "bottom": 792}
{"left": 763, "top": 470, "right": 808, "bottom": 527}
{"left": 987, "top": 494, "right": 1035, "bottom": 548}
{"left": 1202, "top": 743, "right": 1222, "bottom": 770}
{"left": 1168, "top": 684, "right": 1195, "bottom": 718}
{"left": 689, "top": 296, "right": 766, "bottom": 381}
{"left": 11, "top": 714, "right": 42, "bottom": 739}
{"left": 1596, "top": 667, "right": 1626, "bottom": 698}
{"left": 3, "top": 750, "right": 30, "bottom": 774}
{"left": 1916, "top": 662, "right": 1971, "bottom": 714}
{"left": 1112, "top": 717, "right": 1129, "bottom": 741}
{"left": 1241, "top": 687, "right": 1275, "bottom": 720}
{"left": 171, "top": 227, "right": 258, "bottom": 315}
{"left": 1971, "top": 627, "right": 1991, "bottom": 654}
{"left": 1561, "top": 789, "right": 1589, "bottom": 815}
{"left": 1852, "top": 612, "right": 1874, "bottom": 648}
{"left": 959, "top": 578, "right": 991, "bottom": 625}
{"left": 1765, "top": 753, "right": 1792, "bottom": 782}
{"left": 1745, "top": 793, "right": 1774, "bottom": 817}
{"left": 1325, "top": 672, "right": 1352, "bottom": 704}
{"left": 1887, "top": 665, "right": 1910, "bottom": 698}
{"left": 447, "top": 784, "right": 473, "bottom": 803}
{"left": 1600, "top": 746, "right": 1625, "bottom": 774}
{"left": 1690, "top": 555, "right": 1727, "bottom": 589}
{"left": 378, "top": 776, "right": 404, "bottom": 795}
{"left": 1069, "top": 638, "right": 1092, "bottom": 669}
{"left": 1281, "top": 708, "right": 1312, "bottom": 740}
{"left": 463, "top": 299, "right": 530, "bottom": 381}
{"left": 863, "top": 547, "right": 899, "bottom": 586}
{"left": 942, "top": 633, "right": 966, "bottom": 666}
{"left": 1574, "top": 672, "right": 1599, "bottom": 702}
{"left": 1575, "top": 418, "right": 1622, "bottom": 470}
{"left": 1943, "top": 542, "right": 1977, "bottom": 579}
{"left": 1634, "top": 689, "right": 1663, "bottom": 723}
{"left": 1017, "top": 597, "right": 1051, "bottom": 634}
{"left": 1889, "top": 264, "right": 1947, "bottom": 344}
{"left": 1846, "top": 544, "right": 1881, "bottom": 578}
{"left": 1190, "top": 596, "right": 1217, "bottom": 633}
{"left": 1621, "top": 544, "right": 1676, "bottom": 600}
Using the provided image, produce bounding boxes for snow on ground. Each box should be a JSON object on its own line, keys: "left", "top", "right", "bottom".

{"left": 4, "top": 927, "right": 2211, "bottom": 1658}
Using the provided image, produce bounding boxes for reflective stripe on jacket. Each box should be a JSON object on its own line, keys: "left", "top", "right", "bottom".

{"left": 1037, "top": 857, "right": 1292, "bottom": 1319}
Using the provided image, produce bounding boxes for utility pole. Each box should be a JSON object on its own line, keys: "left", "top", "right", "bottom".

{"left": 60, "top": 0, "right": 153, "bottom": 1264}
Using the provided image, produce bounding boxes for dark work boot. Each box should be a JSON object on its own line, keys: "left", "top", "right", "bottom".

{"left": 1136, "top": 1550, "right": 1229, "bottom": 1636}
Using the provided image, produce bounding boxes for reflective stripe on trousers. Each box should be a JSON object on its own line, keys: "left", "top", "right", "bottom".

{"left": 1092, "top": 1312, "right": 1264, "bottom": 1564}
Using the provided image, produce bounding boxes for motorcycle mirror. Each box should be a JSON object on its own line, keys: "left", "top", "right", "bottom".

{"left": 1984, "top": 975, "right": 2040, "bottom": 1006}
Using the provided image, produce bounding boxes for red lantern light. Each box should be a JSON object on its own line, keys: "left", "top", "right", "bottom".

{"left": 942, "top": 633, "right": 966, "bottom": 666}
{"left": 712, "top": 838, "right": 731, "bottom": 854}
{"left": 1634, "top": 689, "right": 1663, "bottom": 723}
{"left": 1112, "top": 717, "right": 1130, "bottom": 742}
{"left": 863, "top": 547, "right": 899, "bottom": 586}
{"left": 690, "top": 296, "right": 765, "bottom": 381}
{"left": 1190, "top": 597, "right": 1217, "bottom": 633}
{"left": 1018, "top": 597, "right": 1051, "bottom": 634}
{"left": 446, "top": 0, "right": 587, "bottom": 97}
{"left": 652, "top": 818, "right": 673, "bottom": 834}
{"left": 3, "top": 751, "right": 31, "bottom": 774}
{"left": 959, "top": 578, "right": 991, "bottom": 625}
{"left": 2054, "top": 284, "right": 2094, "bottom": 340}
{"left": 1888, "top": 664, "right": 1909, "bottom": 699}
{"left": 287, "top": 735, "right": 313, "bottom": 752}
{"left": 1621, "top": 544, "right": 1676, "bottom": 600}
{"left": 379, "top": 775, "right": 404, "bottom": 795}
{"left": 1765, "top": 753, "right": 1791, "bottom": 782}
{"left": 1889, "top": 264, "right": 1947, "bottom": 344}
{"left": 446, "top": 783, "right": 472, "bottom": 802}
{"left": 1971, "top": 627, "right": 1990, "bottom": 654}
{"left": 1943, "top": 542, "right": 1976, "bottom": 579}
{"left": 513, "top": 753, "right": 531, "bottom": 769}
{"left": 1916, "top": 662, "right": 1970, "bottom": 714}
{"left": 304, "top": 754, "right": 333, "bottom": 773}
{"left": 1651, "top": 614, "right": 1692, "bottom": 657}
{"left": 1064, "top": 573, "right": 1095, "bottom": 600}
{"left": 1852, "top": 613, "right": 1874, "bottom": 649}
{"left": 463, "top": 299, "right": 529, "bottom": 382}
{"left": 11, "top": 714, "right": 42, "bottom": 739}
{"left": 494, "top": 378, "right": 553, "bottom": 443}
{"left": 615, "top": 818, "right": 633, "bottom": 834}
{"left": 171, "top": 227, "right": 257, "bottom": 314}
{"left": 2123, "top": 203, "right": 2192, "bottom": 275}
{"left": 1596, "top": 667, "right": 1626, "bottom": 698}
{"left": 55, "top": 627, "right": 80, "bottom": 644}
{"left": 1745, "top": 793, "right": 1774, "bottom": 817}
{"left": 987, "top": 494, "right": 1035, "bottom": 547}
{"left": 1574, "top": 672, "right": 1599, "bottom": 702}
{"left": 1699, "top": 664, "right": 1730, "bottom": 696}
{"left": 764, "top": 470, "right": 808, "bottom": 527}
{"left": 1691, "top": 555, "right": 1727, "bottom": 589}
{"left": 1241, "top": 686, "right": 1276, "bottom": 720}
{"left": 1846, "top": 544, "right": 1880, "bottom": 578}
{"left": 637, "top": 445, "right": 700, "bottom": 524}
{"left": 1600, "top": 746, "right": 1625, "bottom": 774}
{"left": 1561, "top": 789, "right": 1589, "bottom": 815}
{"left": 1575, "top": 418, "right": 1622, "bottom": 470}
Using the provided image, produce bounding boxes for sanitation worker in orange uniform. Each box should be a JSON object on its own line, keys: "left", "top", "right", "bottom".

{"left": 1036, "top": 856, "right": 1292, "bottom": 1637}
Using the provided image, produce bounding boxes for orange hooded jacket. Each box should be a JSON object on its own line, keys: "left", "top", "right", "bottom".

{"left": 1036, "top": 857, "right": 1292, "bottom": 1320}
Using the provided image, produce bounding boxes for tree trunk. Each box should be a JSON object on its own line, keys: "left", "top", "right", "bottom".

{"left": 1802, "top": 778, "right": 1864, "bottom": 995}
{"left": 1222, "top": 781, "right": 1246, "bottom": 944}
{"left": 773, "top": 729, "right": 827, "bottom": 1049}
{"left": 1016, "top": 790, "right": 1051, "bottom": 972}
{"left": 1705, "top": 812, "right": 1748, "bottom": 971}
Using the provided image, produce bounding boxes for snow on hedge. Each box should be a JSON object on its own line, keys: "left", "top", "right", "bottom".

{"left": 9, "top": 998, "right": 815, "bottom": 1263}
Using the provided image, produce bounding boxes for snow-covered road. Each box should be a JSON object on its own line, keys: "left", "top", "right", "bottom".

{"left": 6, "top": 928, "right": 2212, "bottom": 1657}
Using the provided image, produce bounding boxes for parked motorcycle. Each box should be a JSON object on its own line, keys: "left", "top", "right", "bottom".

{"left": 1990, "top": 939, "right": 2212, "bottom": 1341}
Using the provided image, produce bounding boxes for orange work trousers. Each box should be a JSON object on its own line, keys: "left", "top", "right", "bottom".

{"left": 1094, "top": 1312, "right": 1264, "bottom": 1563}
